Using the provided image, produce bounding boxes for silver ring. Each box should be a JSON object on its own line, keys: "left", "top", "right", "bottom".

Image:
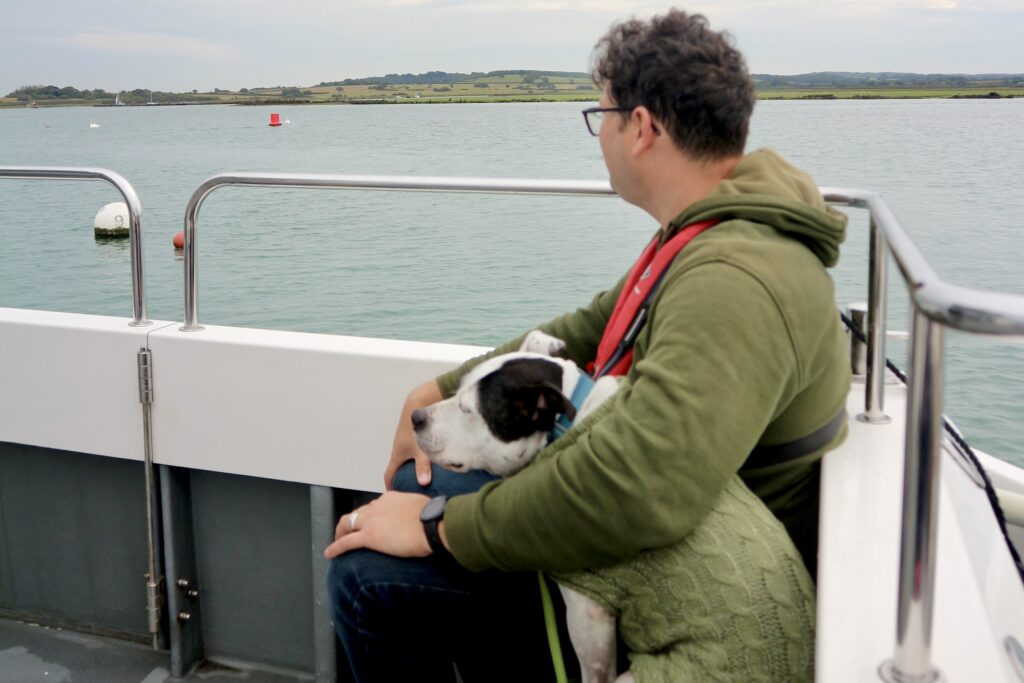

{"left": 349, "top": 511, "right": 359, "bottom": 531}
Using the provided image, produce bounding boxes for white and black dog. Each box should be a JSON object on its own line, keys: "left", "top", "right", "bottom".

{"left": 411, "top": 330, "right": 630, "bottom": 683}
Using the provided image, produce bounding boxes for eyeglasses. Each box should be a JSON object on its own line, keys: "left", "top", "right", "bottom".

{"left": 581, "top": 106, "right": 634, "bottom": 136}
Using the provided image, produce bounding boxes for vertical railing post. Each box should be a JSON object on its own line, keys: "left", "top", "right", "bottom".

{"left": 859, "top": 215, "right": 891, "bottom": 424}
{"left": 882, "top": 310, "right": 945, "bottom": 683}
{"left": 310, "top": 486, "right": 339, "bottom": 682}
{"left": 182, "top": 195, "right": 203, "bottom": 331}
{"left": 126, "top": 186, "right": 148, "bottom": 327}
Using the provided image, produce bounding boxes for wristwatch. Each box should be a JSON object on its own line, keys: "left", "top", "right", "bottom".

{"left": 420, "top": 495, "right": 454, "bottom": 561}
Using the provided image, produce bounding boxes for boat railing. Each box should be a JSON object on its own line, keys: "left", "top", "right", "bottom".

{"left": 179, "top": 173, "right": 617, "bottom": 332}
{"left": 0, "top": 166, "right": 150, "bottom": 326}
{"left": 181, "top": 173, "right": 1024, "bottom": 682}
{"left": 823, "top": 187, "right": 1024, "bottom": 682}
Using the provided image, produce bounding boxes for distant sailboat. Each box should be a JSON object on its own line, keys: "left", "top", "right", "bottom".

{"left": 115, "top": 93, "right": 125, "bottom": 106}
{"left": 147, "top": 91, "right": 157, "bottom": 106}
{"left": 89, "top": 120, "right": 100, "bottom": 128}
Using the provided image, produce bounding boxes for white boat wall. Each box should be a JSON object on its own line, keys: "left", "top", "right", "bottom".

{"left": 1, "top": 167, "right": 1023, "bottom": 682}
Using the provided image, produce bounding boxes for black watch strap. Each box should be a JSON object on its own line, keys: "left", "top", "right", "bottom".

{"left": 420, "top": 495, "right": 455, "bottom": 563}
{"left": 423, "top": 517, "right": 450, "bottom": 558}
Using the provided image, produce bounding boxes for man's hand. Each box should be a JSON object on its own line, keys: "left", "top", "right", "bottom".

{"left": 323, "top": 491, "right": 433, "bottom": 559}
{"left": 383, "top": 380, "right": 443, "bottom": 489}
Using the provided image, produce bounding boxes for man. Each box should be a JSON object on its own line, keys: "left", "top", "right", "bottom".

{"left": 325, "top": 9, "right": 849, "bottom": 682}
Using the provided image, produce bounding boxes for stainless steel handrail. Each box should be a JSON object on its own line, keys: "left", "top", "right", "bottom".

{"left": 0, "top": 166, "right": 150, "bottom": 326}
{"left": 824, "top": 186, "right": 1024, "bottom": 683}
{"left": 181, "top": 173, "right": 615, "bottom": 331}
{"left": 182, "top": 175, "right": 1024, "bottom": 681}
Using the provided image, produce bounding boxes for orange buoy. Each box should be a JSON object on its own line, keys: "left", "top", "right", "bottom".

{"left": 269, "top": 113, "right": 282, "bottom": 127}
{"left": 172, "top": 232, "right": 184, "bottom": 249}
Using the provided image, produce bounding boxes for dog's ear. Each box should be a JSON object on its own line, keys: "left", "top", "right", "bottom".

{"left": 516, "top": 382, "right": 573, "bottom": 430}
{"left": 536, "top": 384, "right": 575, "bottom": 421}
{"left": 511, "top": 382, "right": 574, "bottom": 432}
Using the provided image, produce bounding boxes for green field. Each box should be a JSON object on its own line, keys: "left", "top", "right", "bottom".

{"left": 298, "top": 74, "right": 600, "bottom": 104}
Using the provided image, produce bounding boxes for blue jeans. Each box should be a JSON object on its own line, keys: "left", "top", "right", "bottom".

{"left": 327, "top": 461, "right": 573, "bottom": 682}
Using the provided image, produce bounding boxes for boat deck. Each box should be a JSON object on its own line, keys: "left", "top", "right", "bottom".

{"left": 0, "top": 618, "right": 312, "bottom": 683}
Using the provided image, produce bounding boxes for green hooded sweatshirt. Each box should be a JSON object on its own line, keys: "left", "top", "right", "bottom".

{"left": 438, "top": 148, "right": 851, "bottom": 575}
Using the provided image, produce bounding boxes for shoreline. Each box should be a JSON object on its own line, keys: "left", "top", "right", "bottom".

{"left": 4, "top": 88, "right": 1022, "bottom": 110}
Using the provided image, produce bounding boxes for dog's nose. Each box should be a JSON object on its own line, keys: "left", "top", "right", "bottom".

{"left": 411, "top": 409, "right": 428, "bottom": 432}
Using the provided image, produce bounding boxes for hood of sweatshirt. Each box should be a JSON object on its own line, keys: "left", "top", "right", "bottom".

{"left": 667, "top": 148, "right": 847, "bottom": 267}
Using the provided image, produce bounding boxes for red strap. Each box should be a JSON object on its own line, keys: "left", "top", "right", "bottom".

{"left": 590, "top": 219, "right": 718, "bottom": 377}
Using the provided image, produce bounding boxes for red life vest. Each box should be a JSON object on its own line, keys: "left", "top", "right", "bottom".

{"left": 589, "top": 219, "right": 718, "bottom": 378}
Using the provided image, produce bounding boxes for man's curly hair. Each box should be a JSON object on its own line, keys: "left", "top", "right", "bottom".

{"left": 592, "top": 9, "right": 755, "bottom": 160}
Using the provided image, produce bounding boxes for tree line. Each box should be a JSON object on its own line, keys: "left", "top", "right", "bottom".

{"left": 752, "top": 71, "right": 1024, "bottom": 89}
{"left": 5, "top": 85, "right": 222, "bottom": 103}
{"left": 7, "top": 85, "right": 114, "bottom": 101}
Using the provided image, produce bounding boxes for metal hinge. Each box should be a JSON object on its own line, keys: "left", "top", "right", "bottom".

{"left": 137, "top": 348, "right": 153, "bottom": 405}
{"left": 146, "top": 573, "right": 165, "bottom": 635}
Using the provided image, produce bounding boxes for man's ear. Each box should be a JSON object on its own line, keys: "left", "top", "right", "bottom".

{"left": 631, "top": 106, "right": 659, "bottom": 157}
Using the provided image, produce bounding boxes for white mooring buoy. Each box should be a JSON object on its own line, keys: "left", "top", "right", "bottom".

{"left": 94, "top": 202, "right": 130, "bottom": 238}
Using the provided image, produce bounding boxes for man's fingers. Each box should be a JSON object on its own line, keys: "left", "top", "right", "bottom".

{"left": 415, "top": 452, "right": 432, "bottom": 486}
{"left": 324, "top": 531, "right": 364, "bottom": 559}
{"left": 334, "top": 512, "right": 359, "bottom": 540}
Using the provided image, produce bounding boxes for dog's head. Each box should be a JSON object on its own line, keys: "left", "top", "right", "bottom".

{"left": 412, "top": 354, "right": 576, "bottom": 477}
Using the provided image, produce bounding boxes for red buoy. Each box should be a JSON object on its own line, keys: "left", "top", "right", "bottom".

{"left": 172, "top": 232, "right": 184, "bottom": 249}
{"left": 269, "top": 113, "right": 282, "bottom": 127}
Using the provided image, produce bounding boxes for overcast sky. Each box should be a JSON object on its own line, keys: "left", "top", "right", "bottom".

{"left": 3, "top": 0, "right": 1022, "bottom": 96}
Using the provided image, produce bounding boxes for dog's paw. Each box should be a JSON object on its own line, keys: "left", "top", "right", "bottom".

{"left": 520, "top": 330, "right": 567, "bottom": 357}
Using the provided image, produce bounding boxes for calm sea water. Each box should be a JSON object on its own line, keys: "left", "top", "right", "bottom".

{"left": 1, "top": 100, "right": 1022, "bottom": 463}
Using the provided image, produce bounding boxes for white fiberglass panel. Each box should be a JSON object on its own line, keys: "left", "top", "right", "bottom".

{"left": 0, "top": 308, "right": 167, "bottom": 460}
{"left": 147, "top": 324, "right": 487, "bottom": 492}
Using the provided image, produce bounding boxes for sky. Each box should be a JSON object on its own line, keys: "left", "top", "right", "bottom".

{"left": 2, "top": 0, "right": 1022, "bottom": 96}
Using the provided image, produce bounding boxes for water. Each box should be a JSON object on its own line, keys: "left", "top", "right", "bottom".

{"left": 1, "top": 100, "right": 1022, "bottom": 463}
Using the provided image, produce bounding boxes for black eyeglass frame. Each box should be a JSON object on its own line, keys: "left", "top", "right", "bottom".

{"left": 581, "top": 106, "right": 635, "bottom": 136}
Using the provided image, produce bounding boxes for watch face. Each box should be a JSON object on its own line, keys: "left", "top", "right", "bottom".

{"left": 420, "top": 496, "right": 446, "bottom": 522}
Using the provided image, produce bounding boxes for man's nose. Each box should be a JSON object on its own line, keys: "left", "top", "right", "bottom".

{"left": 411, "top": 409, "right": 428, "bottom": 432}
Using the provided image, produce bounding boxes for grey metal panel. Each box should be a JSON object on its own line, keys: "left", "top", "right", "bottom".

{"left": 161, "top": 465, "right": 205, "bottom": 677}
{"left": 190, "top": 469, "right": 315, "bottom": 672}
{"left": 0, "top": 469, "right": 11, "bottom": 605}
{"left": 0, "top": 442, "right": 149, "bottom": 635}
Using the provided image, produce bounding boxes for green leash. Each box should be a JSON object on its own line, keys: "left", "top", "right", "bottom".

{"left": 538, "top": 571, "right": 569, "bottom": 683}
